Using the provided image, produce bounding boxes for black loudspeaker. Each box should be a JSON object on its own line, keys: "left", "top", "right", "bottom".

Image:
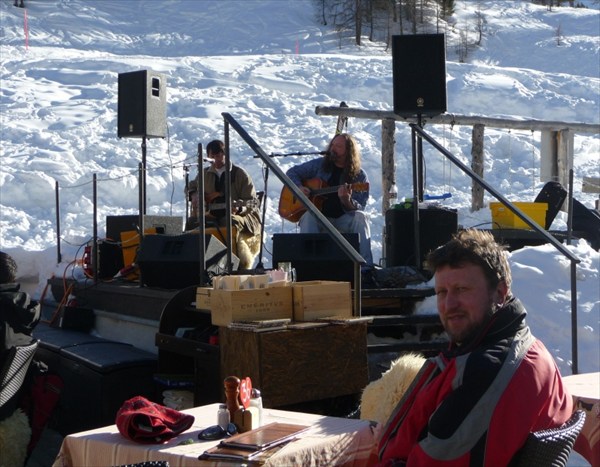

{"left": 137, "top": 234, "right": 239, "bottom": 289}
{"left": 272, "top": 233, "right": 359, "bottom": 285}
{"left": 97, "top": 241, "right": 124, "bottom": 279}
{"left": 117, "top": 70, "right": 167, "bottom": 138}
{"left": 385, "top": 207, "right": 457, "bottom": 268}
{"left": 392, "top": 34, "right": 447, "bottom": 117}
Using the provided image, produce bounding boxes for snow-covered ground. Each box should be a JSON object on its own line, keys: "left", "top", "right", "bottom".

{"left": 1, "top": 0, "right": 598, "bottom": 382}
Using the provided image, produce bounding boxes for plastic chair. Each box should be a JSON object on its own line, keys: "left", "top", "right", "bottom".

{"left": 509, "top": 410, "right": 586, "bottom": 467}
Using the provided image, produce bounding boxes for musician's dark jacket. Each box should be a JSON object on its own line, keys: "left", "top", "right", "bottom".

{"left": 187, "top": 162, "right": 261, "bottom": 235}
{"left": 286, "top": 157, "right": 369, "bottom": 212}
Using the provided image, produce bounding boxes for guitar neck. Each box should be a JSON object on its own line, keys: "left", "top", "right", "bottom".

{"left": 311, "top": 184, "right": 359, "bottom": 196}
{"left": 208, "top": 200, "right": 254, "bottom": 211}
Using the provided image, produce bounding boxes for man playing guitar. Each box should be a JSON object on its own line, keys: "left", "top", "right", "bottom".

{"left": 185, "top": 139, "right": 262, "bottom": 269}
{"left": 284, "top": 133, "right": 373, "bottom": 265}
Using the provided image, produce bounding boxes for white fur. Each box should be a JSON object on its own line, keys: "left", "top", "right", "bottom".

{"left": 237, "top": 231, "right": 261, "bottom": 270}
{"left": 360, "top": 353, "right": 426, "bottom": 426}
{"left": 0, "top": 409, "right": 31, "bottom": 467}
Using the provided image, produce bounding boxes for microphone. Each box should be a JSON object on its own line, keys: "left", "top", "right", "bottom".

{"left": 197, "top": 143, "right": 202, "bottom": 156}
{"left": 319, "top": 150, "right": 331, "bottom": 156}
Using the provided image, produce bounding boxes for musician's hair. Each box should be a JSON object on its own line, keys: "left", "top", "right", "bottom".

{"left": 323, "top": 133, "right": 362, "bottom": 180}
{"left": 206, "top": 139, "right": 225, "bottom": 155}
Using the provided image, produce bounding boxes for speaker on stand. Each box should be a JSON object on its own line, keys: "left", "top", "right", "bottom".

{"left": 117, "top": 69, "right": 167, "bottom": 224}
{"left": 392, "top": 34, "right": 448, "bottom": 269}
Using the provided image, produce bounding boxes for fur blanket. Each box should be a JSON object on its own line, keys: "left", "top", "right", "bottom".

{"left": 0, "top": 409, "right": 31, "bottom": 467}
{"left": 360, "top": 353, "right": 426, "bottom": 426}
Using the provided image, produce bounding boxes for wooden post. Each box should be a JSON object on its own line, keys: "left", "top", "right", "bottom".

{"left": 557, "top": 129, "right": 574, "bottom": 191}
{"left": 471, "top": 124, "right": 485, "bottom": 212}
{"left": 381, "top": 118, "right": 396, "bottom": 211}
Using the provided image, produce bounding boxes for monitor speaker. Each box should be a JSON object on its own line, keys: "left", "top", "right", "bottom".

{"left": 392, "top": 34, "right": 447, "bottom": 117}
{"left": 137, "top": 234, "right": 238, "bottom": 289}
{"left": 385, "top": 207, "right": 457, "bottom": 269}
{"left": 117, "top": 70, "right": 167, "bottom": 138}
{"left": 272, "top": 233, "right": 359, "bottom": 285}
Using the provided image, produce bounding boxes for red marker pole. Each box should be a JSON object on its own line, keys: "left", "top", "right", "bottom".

{"left": 24, "top": 8, "right": 29, "bottom": 50}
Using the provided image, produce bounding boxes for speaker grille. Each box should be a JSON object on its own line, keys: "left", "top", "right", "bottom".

{"left": 117, "top": 70, "right": 167, "bottom": 138}
{"left": 392, "top": 34, "right": 447, "bottom": 117}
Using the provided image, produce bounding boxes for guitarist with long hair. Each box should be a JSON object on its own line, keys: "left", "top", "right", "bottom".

{"left": 284, "top": 133, "right": 373, "bottom": 265}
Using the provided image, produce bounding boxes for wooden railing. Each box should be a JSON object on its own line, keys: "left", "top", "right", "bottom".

{"left": 315, "top": 105, "right": 600, "bottom": 212}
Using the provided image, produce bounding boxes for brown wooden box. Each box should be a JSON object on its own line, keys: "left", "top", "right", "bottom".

{"left": 210, "top": 287, "right": 293, "bottom": 326}
{"left": 220, "top": 322, "right": 368, "bottom": 408}
{"left": 196, "top": 287, "right": 211, "bottom": 311}
{"left": 292, "top": 280, "right": 352, "bottom": 321}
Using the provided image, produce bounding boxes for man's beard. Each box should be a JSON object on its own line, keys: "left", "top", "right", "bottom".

{"left": 445, "top": 305, "right": 496, "bottom": 346}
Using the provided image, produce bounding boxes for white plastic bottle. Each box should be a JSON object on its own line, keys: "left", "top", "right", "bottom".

{"left": 388, "top": 182, "right": 398, "bottom": 209}
{"left": 217, "top": 403, "right": 230, "bottom": 430}
{"left": 249, "top": 389, "right": 263, "bottom": 427}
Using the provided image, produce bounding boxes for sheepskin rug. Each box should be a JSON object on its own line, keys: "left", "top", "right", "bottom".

{"left": 360, "top": 353, "right": 426, "bottom": 426}
{"left": 0, "top": 409, "right": 31, "bottom": 467}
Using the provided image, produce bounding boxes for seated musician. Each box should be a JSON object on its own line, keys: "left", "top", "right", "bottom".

{"left": 185, "top": 139, "right": 262, "bottom": 269}
{"left": 285, "top": 133, "right": 373, "bottom": 265}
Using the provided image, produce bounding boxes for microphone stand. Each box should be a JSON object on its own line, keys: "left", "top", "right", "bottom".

{"left": 196, "top": 143, "right": 207, "bottom": 286}
{"left": 255, "top": 164, "right": 269, "bottom": 273}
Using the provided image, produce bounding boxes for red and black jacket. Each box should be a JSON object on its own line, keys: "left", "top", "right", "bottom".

{"left": 376, "top": 298, "right": 573, "bottom": 467}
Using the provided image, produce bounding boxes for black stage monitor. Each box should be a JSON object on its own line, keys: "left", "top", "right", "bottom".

{"left": 272, "top": 233, "right": 359, "bottom": 285}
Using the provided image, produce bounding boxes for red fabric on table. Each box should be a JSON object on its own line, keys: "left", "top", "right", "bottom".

{"left": 116, "top": 396, "right": 194, "bottom": 444}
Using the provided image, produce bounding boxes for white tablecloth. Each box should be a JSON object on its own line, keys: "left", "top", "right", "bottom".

{"left": 53, "top": 403, "right": 377, "bottom": 466}
{"left": 563, "top": 372, "right": 600, "bottom": 467}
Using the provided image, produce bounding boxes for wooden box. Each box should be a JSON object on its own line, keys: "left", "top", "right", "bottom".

{"left": 210, "top": 287, "right": 293, "bottom": 326}
{"left": 220, "top": 322, "right": 368, "bottom": 407}
{"left": 196, "top": 287, "right": 212, "bottom": 311}
{"left": 292, "top": 281, "right": 352, "bottom": 321}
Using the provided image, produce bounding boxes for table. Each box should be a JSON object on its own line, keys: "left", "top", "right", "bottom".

{"left": 563, "top": 372, "right": 600, "bottom": 467}
{"left": 52, "top": 403, "right": 377, "bottom": 466}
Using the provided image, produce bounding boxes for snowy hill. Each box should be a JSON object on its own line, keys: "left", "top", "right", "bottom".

{"left": 0, "top": 0, "right": 598, "bottom": 378}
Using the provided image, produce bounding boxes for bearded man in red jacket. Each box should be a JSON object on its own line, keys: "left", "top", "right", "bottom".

{"left": 374, "top": 229, "right": 573, "bottom": 467}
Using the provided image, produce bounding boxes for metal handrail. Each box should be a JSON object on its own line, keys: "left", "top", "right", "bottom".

{"left": 221, "top": 112, "right": 365, "bottom": 316}
{"left": 411, "top": 123, "right": 581, "bottom": 373}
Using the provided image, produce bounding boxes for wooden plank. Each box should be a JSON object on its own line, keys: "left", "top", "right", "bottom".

{"left": 582, "top": 176, "right": 600, "bottom": 194}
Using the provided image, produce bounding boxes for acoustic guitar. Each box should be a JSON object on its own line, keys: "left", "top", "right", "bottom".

{"left": 278, "top": 178, "right": 369, "bottom": 223}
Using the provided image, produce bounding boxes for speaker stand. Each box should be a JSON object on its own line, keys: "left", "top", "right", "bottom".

{"left": 409, "top": 115, "right": 425, "bottom": 269}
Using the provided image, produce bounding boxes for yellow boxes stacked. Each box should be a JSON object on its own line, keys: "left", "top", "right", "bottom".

{"left": 292, "top": 280, "right": 352, "bottom": 321}
{"left": 489, "top": 202, "right": 548, "bottom": 230}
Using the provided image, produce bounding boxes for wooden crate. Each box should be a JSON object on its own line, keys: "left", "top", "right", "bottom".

{"left": 196, "top": 287, "right": 212, "bottom": 311}
{"left": 220, "top": 322, "right": 368, "bottom": 407}
{"left": 292, "top": 281, "right": 352, "bottom": 321}
{"left": 210, "top": 287, "right": 293, "bottom": 326}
